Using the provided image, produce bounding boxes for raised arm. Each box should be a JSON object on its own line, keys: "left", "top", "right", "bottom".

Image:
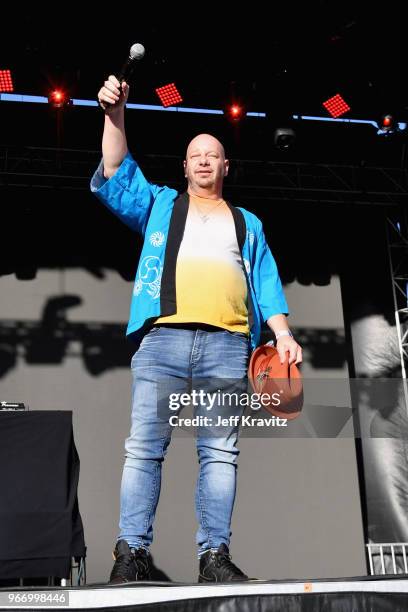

{"left": 91, "top": 76, "right": 178, "bottom": 234}
{"left": 97, "top": 75, "right": 130, "bottom": 178}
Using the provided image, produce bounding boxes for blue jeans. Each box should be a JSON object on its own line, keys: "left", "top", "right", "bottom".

{"left": 118, "top": 325, "right": 249, "bottom": 557}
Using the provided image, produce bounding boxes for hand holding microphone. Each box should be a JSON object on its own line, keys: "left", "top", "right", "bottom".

{"left": 98, "top": 75, "right": 129, "bottom": 114}
{"left": 97, "top": 43, "right": 145, "bottom": 114}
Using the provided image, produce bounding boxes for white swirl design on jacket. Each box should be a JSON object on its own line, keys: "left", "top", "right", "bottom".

{"left": 149, "top": 231, "right": 165, "bottom": 247}
{"left": 133, "top": 255, "right": 162, "bottom": 299}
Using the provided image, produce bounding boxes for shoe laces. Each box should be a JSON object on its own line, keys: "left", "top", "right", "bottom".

{"left": 211, "top": 550, "right": 245, "bottom": 576}
{"left": 113, "top": 548, "right": 149, "bottom": 578}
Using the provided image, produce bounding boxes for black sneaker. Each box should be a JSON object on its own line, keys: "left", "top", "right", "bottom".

{"left": 198, "top": 543, "right": 249, "bottom": 583}
{"left": 109, "top": 539, "right": 152, "bottom": 584}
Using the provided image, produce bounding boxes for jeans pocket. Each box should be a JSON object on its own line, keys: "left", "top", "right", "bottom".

{"left": 229, "top": 331, "right": 250, "bottom": 347}
{"left": 142, "top": 326, "right": 161, "bottom": 340}
{"left": 131, "top": 327, "right": 161, "bottom": 364}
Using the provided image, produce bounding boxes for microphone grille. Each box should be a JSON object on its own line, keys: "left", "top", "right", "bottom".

{"left": 129, "top": 43, "right": 145, "bottom": 60}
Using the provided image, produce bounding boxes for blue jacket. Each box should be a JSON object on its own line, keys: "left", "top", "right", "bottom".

{"left": 90, "top": 152, "right": 288, "bottom": 351}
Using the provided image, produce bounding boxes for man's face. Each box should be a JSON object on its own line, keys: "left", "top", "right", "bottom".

{"left": 184, "top": 134, "right": 229, "bottom": 192}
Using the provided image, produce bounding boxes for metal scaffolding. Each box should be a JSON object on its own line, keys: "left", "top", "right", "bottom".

{"left": 1, "top": 145, "right": 408, "bottom": 206}
{"left": 363, "top": 198, "right": 408, "bottom": 577}
{"left": 386, "top": 210, "right": 408, "bottom": 384}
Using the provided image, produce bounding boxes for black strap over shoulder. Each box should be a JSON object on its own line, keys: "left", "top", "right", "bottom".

{"left": 226, "top": 201, "right": 246, "bottom": 255}
{"left": 160, "top": 193, "right": 189, "bottom": 316}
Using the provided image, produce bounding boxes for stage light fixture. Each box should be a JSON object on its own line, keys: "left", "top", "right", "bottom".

{"left": 323, "top": 93, "right": 350, "bottom": 118}
{"left": 48, "top": 89, "right": 71, "bottom": 108}
{"left": 374, "top": 113, "right": 408, "bottom": 137}
{"left": 155, "top": 83, "right": 183, "bottom": 107}
{"left": 224, "top": 103, "right": 246, "bottom": 122}
{"left": 382, "top": 114, "right": 393, "bottom": 128}
{"left": 377, "top": 114, "right": 398, "bottom": 136}
{"left": 0, "top": 69, "right": 14, "bottom": 92}
{"left": 273, "top": 127, "right": 296, "bottom": 150}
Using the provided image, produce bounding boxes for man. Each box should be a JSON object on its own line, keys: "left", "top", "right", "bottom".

{"left": 91, "top": 75, "right": 302, "bottom": 584}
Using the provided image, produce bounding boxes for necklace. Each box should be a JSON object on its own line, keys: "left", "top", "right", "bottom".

{"left": 193, "top": 198, "right": 224, "bottom": 224}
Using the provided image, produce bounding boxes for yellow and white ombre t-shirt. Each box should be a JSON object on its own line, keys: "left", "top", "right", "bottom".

{"left": 156, "top": 195, "right": 249, "bottom": 334}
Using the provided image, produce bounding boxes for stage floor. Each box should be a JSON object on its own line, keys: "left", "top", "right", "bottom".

{"left": 2, "top": 576, "right": 408, "bottom": 611}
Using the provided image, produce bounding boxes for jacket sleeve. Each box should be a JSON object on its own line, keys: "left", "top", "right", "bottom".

{"left": 90, "top": 151, "right": 167, "bottom": 235}
{"left": 252, "top": 222, "right": 289, "bottom": 321}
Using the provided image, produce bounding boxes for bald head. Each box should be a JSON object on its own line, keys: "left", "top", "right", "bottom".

{"left": 186, "top": 134, "right": 226, "bottom": 160}
{"left": 183, "top": 133, "right": 229, "bottom": 198}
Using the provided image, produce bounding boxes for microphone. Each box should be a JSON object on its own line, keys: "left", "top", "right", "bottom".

{"left": 117, "top": 43, "right": 145, "bottom": 83}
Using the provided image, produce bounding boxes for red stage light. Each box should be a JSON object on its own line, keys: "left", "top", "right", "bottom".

{"left": 48, "top": 89, "right": 70, "bottom": 108}
{"left": 225, "top": 103, "right": 245, "bottom": 122}
{"left": 323, "top": 93, "right": 350, "bottom": 118}
{"left": 0, "top": 69, "right": 14, "bottom": 92}
{"left": 377, "top": 114, "right": 397, "bottom": 135}
{"left": 382, "top": 115, "right": 393, "bottom": 127}
{"left": 155, "top": 83, "right": 183, "bottom": 107}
